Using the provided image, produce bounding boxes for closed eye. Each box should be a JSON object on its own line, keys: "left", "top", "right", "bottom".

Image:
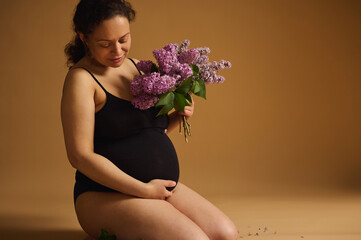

{"left": 96, "top": 33, "right": 130, "bottom": 47}
{"left": 99, "top": 44, "right": 111, "bottom": 48}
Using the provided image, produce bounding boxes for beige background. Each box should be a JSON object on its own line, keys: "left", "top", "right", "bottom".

{"left": 0, "top": 0, "right": 361, "bottom": 239}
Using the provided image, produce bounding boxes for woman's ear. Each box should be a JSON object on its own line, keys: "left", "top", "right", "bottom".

{"left": 78, "top": 32, "right": 85, "bottom": 42}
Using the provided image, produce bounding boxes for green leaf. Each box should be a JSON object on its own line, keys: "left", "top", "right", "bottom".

{"left": 174, "top": 92, "right": 189, "bottom": 112}
{"left": 185, "top": 93, "right": 192, "bottom": 105}
{"left": 156, "top": 92, "right": 174, "bottom": 107}
{"left": 194, "top": 79, "right": 206, "bottom": 99}
{"left": 191, "top": 80, "right": 201, "bottom": 94}
{"left": 98, "top": 229, "right": 116, "bottom": 240}
{"left": 190, "top": 64, "right": 199, "bottom": 74}
{"left": 175, "top": 77, "right": 193, "bottom": 94}
{"left": 156, "top": 103, "right": 174, "bottom": 117}
{"left": 150, "top": 63, "right": 158, "bottom": 73}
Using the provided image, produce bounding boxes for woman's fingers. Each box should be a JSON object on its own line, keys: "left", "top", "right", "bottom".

{"left": 179, "top": 106, "right": 193, "bottom": 117}
{"left": 162, "top": 180, "right": 177, "bottom": 188}
{"left": 164, "top": 191, "right": 172, "bottom": 199}
{"left": 159, "top": 180, "right": 175, "bottom": 199}
{"left": 176, "top": 98, "right": 195, "bottom": 119}
{"left": 145, "top": 179, "right": 176, "bottom": 199}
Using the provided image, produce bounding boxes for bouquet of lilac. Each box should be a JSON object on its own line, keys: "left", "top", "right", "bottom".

{"left": 131, "top": 40, "right": 231, "bottom": 142}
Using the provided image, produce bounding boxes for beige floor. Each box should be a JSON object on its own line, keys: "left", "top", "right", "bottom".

{"left": 1, "top": 191, "right": 361, "bottom": 240}
{"left": 213, "top": 193, "right": 361, "bottom": 240}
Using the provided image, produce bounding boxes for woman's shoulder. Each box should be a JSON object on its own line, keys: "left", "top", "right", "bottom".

{"left": 63, "top": 65, "right": 96, "bottom": 96}
{"left": 128, "top": 57, "right": 139, "bottom": 63}
{"left": 66, "top": 57, "right": 94, "bottom": 79}
{"left": 65, "top": 67, "right": 92, "bottom": 85}
{"left": 65, "top": 58, "right": 95, "bottom": 81}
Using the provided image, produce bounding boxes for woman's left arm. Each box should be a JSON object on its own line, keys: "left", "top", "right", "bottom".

{"left": 166, "top": 100, "right": 194, "bottom": 133}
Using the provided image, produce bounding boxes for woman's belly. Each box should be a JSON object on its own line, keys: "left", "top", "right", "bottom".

{"left": 94, "top": 128, "right": 179, "bottom": 186}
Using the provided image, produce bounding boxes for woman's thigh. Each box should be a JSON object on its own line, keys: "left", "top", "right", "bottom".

{"left": 166, "top": 183, "right": 238, "bottom": 240}
{"left": 75, "top": 191, "right": 210, "bottom": 240}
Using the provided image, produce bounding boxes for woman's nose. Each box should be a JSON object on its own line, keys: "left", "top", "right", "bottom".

{"left": 112, "top": 42, "right": 122, "bottom": 55}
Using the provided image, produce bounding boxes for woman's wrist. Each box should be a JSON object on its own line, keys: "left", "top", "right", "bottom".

{"left": 131, "top": 180, "right": 150, "bottom": 198}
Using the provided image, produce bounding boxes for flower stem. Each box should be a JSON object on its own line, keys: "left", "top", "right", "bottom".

{"left": 182, "top": 116, "right": 191, "bottom": 143}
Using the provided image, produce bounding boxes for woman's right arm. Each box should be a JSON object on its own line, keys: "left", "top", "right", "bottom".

{"left": 60, "top": 69, "right": 175, "bottom": 199}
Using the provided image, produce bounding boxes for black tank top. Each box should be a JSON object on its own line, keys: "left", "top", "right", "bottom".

{"left": 73, "top": 59, "right": 179, "bottom": 203}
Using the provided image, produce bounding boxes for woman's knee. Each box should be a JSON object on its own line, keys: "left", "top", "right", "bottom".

{"left": 212, "top": 220, "right": 238, "bottom": 240}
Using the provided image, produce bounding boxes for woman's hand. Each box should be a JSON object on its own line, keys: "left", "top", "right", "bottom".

{"left": 166, "top": 98, "right": 195, "bottom": 133}
{"left": 177, "top": 98, "right": 194, "bottom": 120}
{"left": 143, "top": 179, "right": 176, "bottom": 200}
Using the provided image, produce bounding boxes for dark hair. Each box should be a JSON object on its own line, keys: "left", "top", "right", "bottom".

{"left": 64, "top": 0, "right": 136, "bottom": 67}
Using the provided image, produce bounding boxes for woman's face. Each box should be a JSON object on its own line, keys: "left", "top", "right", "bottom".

{"left": 83, "top": 15, "right": 131, "bottom": 68}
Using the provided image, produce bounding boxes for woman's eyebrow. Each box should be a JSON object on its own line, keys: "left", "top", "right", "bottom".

{"left": 96, "top": 32, "right": 130, "bottom": 42}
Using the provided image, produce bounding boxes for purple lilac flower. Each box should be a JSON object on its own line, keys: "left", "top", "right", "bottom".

{"left": 131, "top": 94, "right": 159, "bottom": 110}
{"left": 163, "top": 43, "right": 177, "bottom": 53}
{"left": 131, "top": 40, "right": 231, "bottom": 112}
{"left": 130, "top": 75, "right": 144, "bottom": 96}
{"left": 199, "top": 69, "right": 211, "bottom": 81}
{"left": 153, "top": 44, "right": 178, "bottom": 74}
{"left": 198, "top": 65, "right": 213, "bottom": 83}
{"left": 220, "top": 59, "right": 232, "bottom": 68}
{"left": 198, "top": 59, "right": 232, "bottom": 84}
{"left": 199, "top": 67, "right": 215, "bottom": 84}
{"left": 212, "top": 60, "right": 232, "bottom": 71}
{"left": 193, "top": 55, "right": 209, "bottom": 65}
{"left": 143, "top": 72, "right": 176, "bottom": 95}
{"left": 210, "top": 61, "right": 221, "bottom": 71}
{"left": 136, "top": 60, "right": 153, "bottom": 74}
{"left": 172, "top": 74, "right": 182, "bottom": 82}
{"left": 174, "top": 43, "right": 179, "bottom": 52}
{"left": 178, "top": 63, "right": 193, "bottom": 79}
{"left": 178, "top": 49, "right": 200, "bottom": 64}
{"left": 152, "top": 43, "right": 194, "bottom": 86}
{"left": 197, "top": 47, "right": 211, "bottom": 55}
{"left": 143, "top": 72, "right": 160, "bottom": 94}
{"left": 159, "top": 75, "right": 177, "bottom": 93}
{"left": 179, "top": 40, "right": 190, "bottom": 52}
{"left": 214, "top": 75, "right": 225, "bottom": 83}
{"left": 172, "top": 74, "right": 183, "bottom": 86}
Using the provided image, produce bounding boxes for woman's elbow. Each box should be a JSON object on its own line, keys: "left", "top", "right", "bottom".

{"left": 66, "top": 152, "right": 80, "bottom": 169}
{"left": 66, "top": 151, "right": 90, "bottom": 169}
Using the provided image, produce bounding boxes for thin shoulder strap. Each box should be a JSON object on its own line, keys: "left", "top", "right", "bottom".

{"left": 128, "top": 58, "right": 142, "bottom": 75}
{"left": 75, "top": 67, "right": 108, "bottom": 93}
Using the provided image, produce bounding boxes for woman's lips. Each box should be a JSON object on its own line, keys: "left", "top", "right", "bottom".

{"left": 110, "top": 56, "right": 123, "bottom": 63}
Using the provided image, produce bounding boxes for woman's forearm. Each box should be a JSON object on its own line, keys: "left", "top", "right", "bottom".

{"left": 73, "top": 153, "right": 148, "bottom": 198}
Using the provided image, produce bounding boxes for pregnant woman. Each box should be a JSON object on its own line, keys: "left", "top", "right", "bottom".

{"left": 61, "top": 0, "right": 238, "bottom": 239}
